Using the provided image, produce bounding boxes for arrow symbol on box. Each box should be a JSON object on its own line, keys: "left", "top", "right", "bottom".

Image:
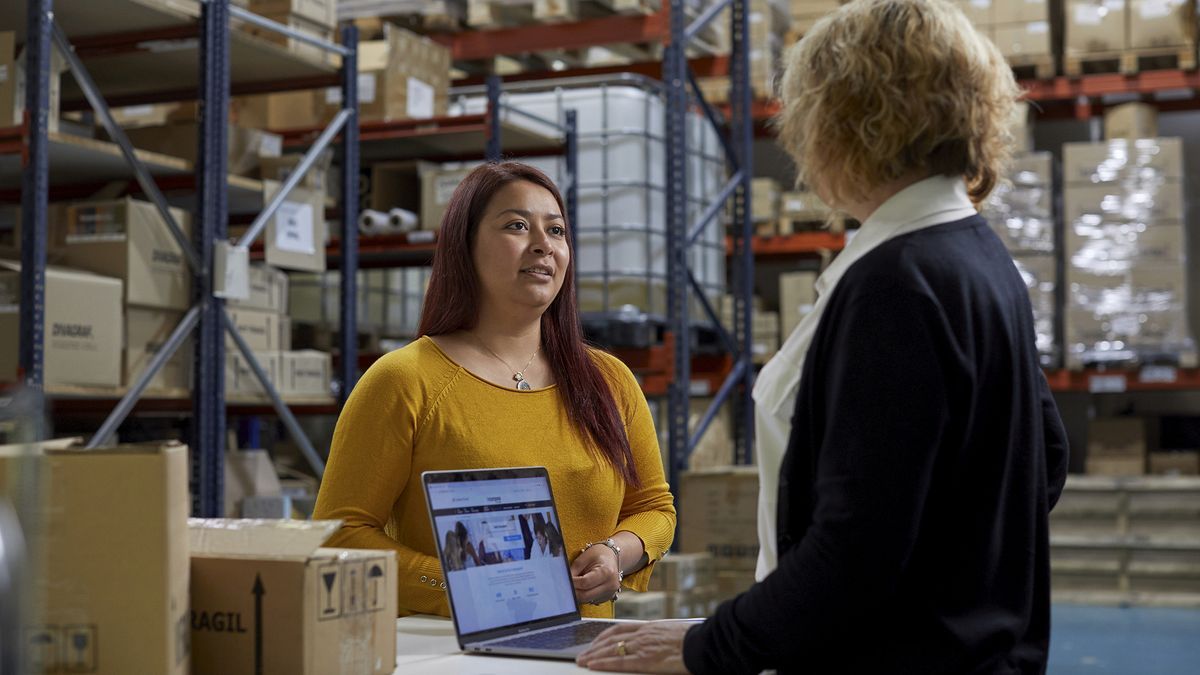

{"left": 253, "top": 574, "right": 265, "bottom": 675}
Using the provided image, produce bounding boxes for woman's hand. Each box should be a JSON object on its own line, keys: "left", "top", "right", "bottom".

{"left": 571, "top": 544, "right": 621, "bottom": 605}
{"left": 576, "top": 621, "right": 691, "bottom": 673}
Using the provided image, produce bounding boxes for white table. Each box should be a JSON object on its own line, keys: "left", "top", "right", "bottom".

{"left": 393, "top": 615, "right": 599, "bottom": 674}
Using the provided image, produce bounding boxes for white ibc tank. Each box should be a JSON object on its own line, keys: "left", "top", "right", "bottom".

{"left": 460, "top": 78, "right": 728, "bottom": 322}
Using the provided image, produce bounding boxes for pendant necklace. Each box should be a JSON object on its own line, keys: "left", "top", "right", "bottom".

{"left": 476, "top": 338, "right": 541, "bottom": 391}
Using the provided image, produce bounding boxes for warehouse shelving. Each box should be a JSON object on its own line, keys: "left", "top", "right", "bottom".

{"left": 10, "top": 0, "right": 359, "bottom": 516}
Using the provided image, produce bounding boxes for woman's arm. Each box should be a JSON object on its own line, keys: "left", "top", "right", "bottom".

{"left": 313, "top": 357, "right": 449, "bottom": 615}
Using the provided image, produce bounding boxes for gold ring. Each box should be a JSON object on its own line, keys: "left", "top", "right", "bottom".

{"left": 616, "top": 640, "right": 627, "bottom": 657}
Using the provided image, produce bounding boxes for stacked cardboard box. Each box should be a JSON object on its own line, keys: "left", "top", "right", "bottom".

{"left": 189, "top": 519, "right": 398, "bottom": 674}
{"left": 648, "top": 553, "right": 720, "bottom": 619}
{"left": 0, "top": 262, "right": 124, "bottom": 388}
{"left": 0, "top": 440, "right": 191, "bottom": 674}
{"left": 679, "top": 467, "right": 761, "bottom": 576}
{"left": 779, "top": 189, "right": 837, "bottom": 233}
{"left": 789, "top": 0, "right": 847, "bottom": 35}
{"left": 1062, "top": 134, "right": 1194, "bottom": 369}
{"left": 1066, "top": 0, "right": 1194, "bottom": 59}
{"left": 289, "top": 267, "right": 430, "bottom": 340}
{"left": 320, "top": 23, "right": 451, "bottom": 123}
{"left": 47, "top": 199, "right": 195, "bottom": 393}
{"left": 1148, "top": 450, "right": 1200, "bottom": 475}
{"left": 4, "top": 32, "right": 67, "bottom": 132}
{"left": 242, "top": 0, "right": 339, "bottom": 64}
{"left": 779, "top": 270, "right": 818, "bottom": 338}
{"left": 1086, "top": 417, "right": 1147, "bottom": 475}
{"left": 971, "top": 0, "right": 1054, "bottom": 68}
{"left": 751, "top": 177, "right": 781, "bottom": 226}
{"left": 421, "top": 163, "right": 479, "bottom": 230}
{"left": 122, "top": 122, "right": 283, "bottom": 177}
{"left": 982, "top": 151, "right": 1057, "bottom": 365}
{"left": 719, "top": 296, "right": 779, "bottom": 363}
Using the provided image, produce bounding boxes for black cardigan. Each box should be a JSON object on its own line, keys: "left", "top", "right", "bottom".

{"left": 683, "top": 215, "right": 1069, "bottom": 675}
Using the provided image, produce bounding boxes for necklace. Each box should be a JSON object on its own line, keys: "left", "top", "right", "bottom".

{"left": 474, "top": 337, "right": 541, "bottom": 391}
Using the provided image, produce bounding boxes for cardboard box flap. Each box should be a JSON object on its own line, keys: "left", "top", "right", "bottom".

{"left": 0, "top": 259, "right": 124, "bottom": 286}
{"left": 189, "top": 518, "right": 341, "bottom": 558}
{"left": 0, "top": 438, "right": 182, "bottom": 457}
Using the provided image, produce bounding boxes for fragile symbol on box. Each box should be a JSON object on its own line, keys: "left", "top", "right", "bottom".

{"left": 367, "top": 562, "right": 387, "bottom": 611}
{"left": 26, "top": 627, "right": 62, "bottom": 672}
{"left": 344, "top": 560, "right": 366, "bottom": 615}
{"left": 318, "top": 563, "right": 343, "bottom": 620}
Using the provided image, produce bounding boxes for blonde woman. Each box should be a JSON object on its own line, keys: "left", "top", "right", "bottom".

{"left": 578, "top": 1, "right": 1068, "bottom": 672}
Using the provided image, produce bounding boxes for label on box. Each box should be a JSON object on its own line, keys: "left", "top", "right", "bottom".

{"left": 1140, "top": 365, "right": 1177, "bottom": 383}
{"left": 1074, "top": 4, "right": 1103, "bottom": 25}
{"left": 407, "top": 77, "right": 434, "bottom": 119}
{"left": 0, "top": 64, "right": 8, "bottom": 83}
{"left": 119, "top": 104, "right": 154, "bottom": 117}
{"left": 360, "top": 73, "right": 377, "bottom": 104}
{"left": 435, "top": 174, "right": 461, "bottom": 205}
{"left": 259, "top": 134, "right": 282, "bottom": 157}
{"left": 1139, "top": 0, "right": 1173, "bottom": 19}
{"left": 970, "top": 0, "right": 990, "bottom": 7}
{"left": 274, "top": 201, "right": 316, "bottom": 255}
{"left": 1029, "top": 20, "right": 1049, "bottom": 33}
{"left": 1089, "top": 374, "right": 1127, "bottom": 393}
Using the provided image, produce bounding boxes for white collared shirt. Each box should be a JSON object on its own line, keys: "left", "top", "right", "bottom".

{"left": 753, "top": 175, "right": 978, "bottom": 579}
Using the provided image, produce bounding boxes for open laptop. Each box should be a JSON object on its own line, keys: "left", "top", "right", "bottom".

{"left": 422, "top": 466, "right": 624, "bottom": 659}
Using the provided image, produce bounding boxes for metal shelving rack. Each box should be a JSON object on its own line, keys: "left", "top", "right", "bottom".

{"left": 15, "top": 0, "right": 359, "bottom": 516}
{"left": 663, "top": 0, "right": 756, "bottom": 492}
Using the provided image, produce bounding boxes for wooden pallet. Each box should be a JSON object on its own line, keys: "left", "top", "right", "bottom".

{"left": 1066, "top": 45, "right": 1197, "bottom": 76}
{"left": 1008, "top": 54, "right": 1056, "bottom": 80}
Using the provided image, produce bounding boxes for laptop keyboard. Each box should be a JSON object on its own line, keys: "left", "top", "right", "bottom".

{"left": 486, "top": 621, "right": 614, "bottom": 651}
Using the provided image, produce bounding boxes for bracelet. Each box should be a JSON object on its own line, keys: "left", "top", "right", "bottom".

{"left": 583, "top": 538, "right": 623, "bottom": 603}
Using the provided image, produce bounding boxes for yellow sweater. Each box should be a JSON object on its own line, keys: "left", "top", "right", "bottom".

{"left": 314, "top": 336, "right": 677, "bottom": 618}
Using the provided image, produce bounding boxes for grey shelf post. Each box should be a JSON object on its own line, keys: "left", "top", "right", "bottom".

{"left": 729, "top": 0, "right": 755, "bottom": 464}
{"left": 665, "top": 0, "right": 691, "bottom": 509}
{"left": 339, "top": 24, "right": 360, "bottom": 405}
{"left": 19, "top": 0, "right": 53, "bottom": 400}
{"left": 193, "top": 0, "right": 231, "bottom": 517}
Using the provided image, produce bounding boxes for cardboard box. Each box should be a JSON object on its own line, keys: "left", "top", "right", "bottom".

{"left": 125, "top": 306, "right": 192, "bottom": 392}
{"left": 273, "top": 349, "right": 331, "bottom": 397}
{"left": 0, "top": 261, "right": 123, "bottom": 387}
{"left": 992, "top": 20, "right": 1053, "bottom": 57}
{"left": 0, "top": 441, "right": 190, "bottom": 675}
{"left": 1089, "top": 417, "right": 1147, "bottom": 458}
{"left": 10, "top": 42, "right": 65, "bottom": 131}
{"left": 1065, "top": 221, "right": 1184, "bottom": 265}
{"left": 679, "top": 467, "right": 760, "bottom": 572}
{"left": 751, "top": 177, "right": 780, "bottom": 223}
{"left": 420, "top": 164, "right": 478, "bottom": 231}
{"left": 0, "top": 32, "right": 14, "bottom": 130}
{"left": 664, "top": 585, "right": 717, "bottom": 619}
{"left": 1087, "top": 455, "right": 1146, "bottom": 475}
{"left": 234, "top": 90, "right": 324, "bottom": 130}
{"left": 648, "top": 553, "right": 716, "bottom": 592}
{"left": 994, "top": 0, "right": 1051, "bottom": 23}
{"left": 228, "top": 264, "right": 290, "bottom": 314}
{"left": 955, "top": 0, "right": 993, "bottom": 24}
{"left": 258, "top": 152, "right": 332, "bottom": 195}
{"left": 263, "top": 180, "right": 327, "bottom": 273}
{"left": 780, "top": 270, "right": 818, "bottom": 338}
{"left": 241, "top": 10, "right": 335, "bottom": 64}
{"left": 369, "top": 160, "right": 424, "bottom": 214}
{"left": 1129, "top": 0, "right": 1195, "bottom": 48}
{"left": 1010, "top": 152, "right": 1054, "bottom": 185}
{"left": 715, "top": 570, "right": 757, "bottom": 600}
{"left": 780, "top": 190, "right": 831, "bottom": 222}
{"left": 1066, "top": 0, "right": 1128, "bottom": 53}
{"left": 321, "top": 25, "right": 451, "bottom": 123}
{"left": 1148, "top": 450, "right": 1200, "bottom": 475}
{"left": 225, "top": 449, "right": 284, "bottom": 516}
{"left": 189, "top": 519, "right": 398, "bottom": 675}
{"left": 249, "top": 0, "right": 336, "bottom": 26}
{"left": 227, "top": 307, "right": 289, "bottom": 353}
{"left": 1063, "top": 180, "right": 1184, "bottom": 224}
{"left": 614, "top": 591, "right": 668, "bottom": 620}
{"left": 1063, "top": 138, "right": 1185, "bottom": 183}
{"left": 1105, "top": 102, "right": 1159, "bottom": 139}
{"left": 226, "top": 351, "right": 282, "bottom": 398}
{"left": 123, "top": 122, "right": 283, "bottom": 176}
{"left": 59, "top": 198, "right": 193, "bottom": 310}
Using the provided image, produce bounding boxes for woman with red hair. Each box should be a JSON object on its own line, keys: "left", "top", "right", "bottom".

{"left": 314, "top": 161, "right": 677, "bottom": 618}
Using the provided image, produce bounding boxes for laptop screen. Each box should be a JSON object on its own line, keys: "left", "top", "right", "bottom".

{"left": 426, "top": 472, "right": 578, "bottom": 636}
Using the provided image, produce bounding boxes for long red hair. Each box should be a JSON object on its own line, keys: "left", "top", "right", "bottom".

{"left": 418, "top": 162, "right": 639, "bottom": 486}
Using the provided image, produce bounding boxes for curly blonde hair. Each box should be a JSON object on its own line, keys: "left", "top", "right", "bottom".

{"left": 776, "top": 0, "right": 1020, "bottom": 207}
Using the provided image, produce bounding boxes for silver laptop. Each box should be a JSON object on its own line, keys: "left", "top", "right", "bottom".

{"left": 422, "top": 466, "right": 623, "bottom": 659}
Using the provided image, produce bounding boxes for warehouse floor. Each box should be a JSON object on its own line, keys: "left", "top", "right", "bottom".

{"left": 1049, "top": 604, "right": 1200, "bottom": 673}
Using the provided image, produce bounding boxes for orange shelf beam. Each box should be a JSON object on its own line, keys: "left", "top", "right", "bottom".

{"left": 727, "top": 232, "right": 846, "bottom": 257}
{"left": 433, "top": 11, "right": 669, "bottom": 62}
{"left": 1045, "top": 368, "right": 1200, "bottom": 393}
